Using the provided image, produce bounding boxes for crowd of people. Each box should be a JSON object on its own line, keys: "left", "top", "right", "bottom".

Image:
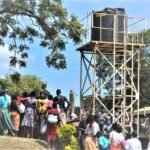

{"left": 78, "top": 111, "right": 143, "bottom": 150}
{"left": 0, "top": 89, "right": 70, "bottom": 150}
{"left": 0, "top": 88, "right": 149, "bottom": 150}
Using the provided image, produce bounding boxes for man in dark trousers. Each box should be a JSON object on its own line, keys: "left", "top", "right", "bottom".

{"left": 54, "top": 89, "right": 70, "bottom": 125}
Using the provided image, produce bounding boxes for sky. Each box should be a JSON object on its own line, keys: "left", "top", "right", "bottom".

{"left": 0, "top": 0, "right": 150, "bottom": 106}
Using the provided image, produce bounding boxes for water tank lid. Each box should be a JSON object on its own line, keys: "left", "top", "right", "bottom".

{"left": 116, "top": 8, "right": 125, "bottom": 13}
{"left": 103, "top": 7, "right": 125, "bottom": 14}
{"left": 92, "top": 8, "right": 125, "bottom": 14}
{"left": 104, "top": 7, "right": 114, "bottom": 12}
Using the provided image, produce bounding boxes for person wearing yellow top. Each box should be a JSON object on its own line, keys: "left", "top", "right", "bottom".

{"left": 37, "top": 91, "right": 47, "bottom": 138}
{"left": 38, "top": 99, "right": 47, "bottom": 114}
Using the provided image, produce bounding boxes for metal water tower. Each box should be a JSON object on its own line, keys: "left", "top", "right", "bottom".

{"left": 77, "top": 7, "right": 146, "bottom": 136}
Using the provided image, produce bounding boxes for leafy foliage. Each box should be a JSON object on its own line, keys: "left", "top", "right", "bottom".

{"left": 131, "top": 29, "right": 150, "bottom": 101}
{"left": 10, "top": 72, "right": 21, "bottom": 83}
{"left": 0, "top": 0, "right": 84, "bottom": 69}
{"left": 141, "top": 29, "right": 150, "bottom": 45}
{"left": 0, "top": 78, "right": 7, "bottom": 90}
{"left": 82, "top": 95, "right": 102, "bottom": 112}
{"left": 140, "top": 47, "right": 150, "bottom": 100}
{"left": 0, "top": 74, "right": 45, "bottom": 96}
{"left": 57, "top": 124, "right": 79, "bottom": 150}
{"left": 46, "top": 53, "right": 66, "bottom": 69}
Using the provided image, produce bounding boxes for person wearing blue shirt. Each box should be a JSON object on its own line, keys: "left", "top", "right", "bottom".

{"left": 0, "top": 91, "right": 16, "bottom": 135}
{"left": 98, "top": 130, "right": 110, "bottom": 150}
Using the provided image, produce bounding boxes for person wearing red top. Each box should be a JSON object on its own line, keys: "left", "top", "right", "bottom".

{"left": 47, "top": 102, "right": 59, "bottom": 150}
{"left": 46, "top": 95, "right": 54, "bottom": 108}
{"left": 16, "top": 96, "right": 22, "bottom": 105}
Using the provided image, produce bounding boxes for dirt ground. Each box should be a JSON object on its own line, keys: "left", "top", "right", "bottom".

{"left": 0, "top": 136, "right": 48, "bottom": 150}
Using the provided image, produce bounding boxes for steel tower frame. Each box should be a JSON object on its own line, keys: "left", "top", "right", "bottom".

{"left": 77, "top": 12, "right": 146, "bottom": 136}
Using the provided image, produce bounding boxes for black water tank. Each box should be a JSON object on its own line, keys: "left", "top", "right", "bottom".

{"left": 91, "top": 8, "right": 126, "bottom": 43}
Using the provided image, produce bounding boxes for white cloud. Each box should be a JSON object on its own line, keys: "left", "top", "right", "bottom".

{"left": 0, "top": 44, "right": 36, "bottom": 72}
{"left": 0, "top": 45, "right": 11, "bottom": 71}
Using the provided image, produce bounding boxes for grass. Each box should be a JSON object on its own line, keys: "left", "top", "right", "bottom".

{"left": 0, "top": 136, "right": 48, "bottom": 150}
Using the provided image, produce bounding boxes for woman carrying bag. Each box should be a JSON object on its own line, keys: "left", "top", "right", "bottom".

{"left": 47, "top": 101, "right": 59, "bottom": 150}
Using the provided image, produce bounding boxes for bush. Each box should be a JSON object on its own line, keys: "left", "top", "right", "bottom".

{"left": 57, "top": 124, "right": 79, "bottom": 150}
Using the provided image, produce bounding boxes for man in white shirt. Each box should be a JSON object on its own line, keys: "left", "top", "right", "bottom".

{"left": 126, "top": 132, "right": 142, "bottom": 150}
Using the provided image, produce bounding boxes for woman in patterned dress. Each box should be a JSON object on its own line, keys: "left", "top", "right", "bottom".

{"left": 21, "top": 91, "right": 37, "bottom": 138}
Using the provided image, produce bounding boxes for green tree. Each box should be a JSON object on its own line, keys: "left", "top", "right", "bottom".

{"left": 0, "top": 74, "right": 46, "bottom": 96}
{"left": 140, "top": 47, "right": 150, "bottom": 100}
{"left": 0, "top": 0, "right": 84, "bottom": 69}
{"left": 126, "top": 32, "right": 150, "bottom": 102}
{"left": 81, "top": 95, "right": 100, "bottom": 112}
{"left": 0, "top": 78, "right": 7, "bottom": 90}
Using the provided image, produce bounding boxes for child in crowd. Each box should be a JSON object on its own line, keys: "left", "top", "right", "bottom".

{"left": 98, "top": 130, "right": 110, "bottom": 150}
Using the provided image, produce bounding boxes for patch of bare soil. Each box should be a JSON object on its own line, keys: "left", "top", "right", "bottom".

{"left": 0, "top": 136, "right": 48, "bottom": 150}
